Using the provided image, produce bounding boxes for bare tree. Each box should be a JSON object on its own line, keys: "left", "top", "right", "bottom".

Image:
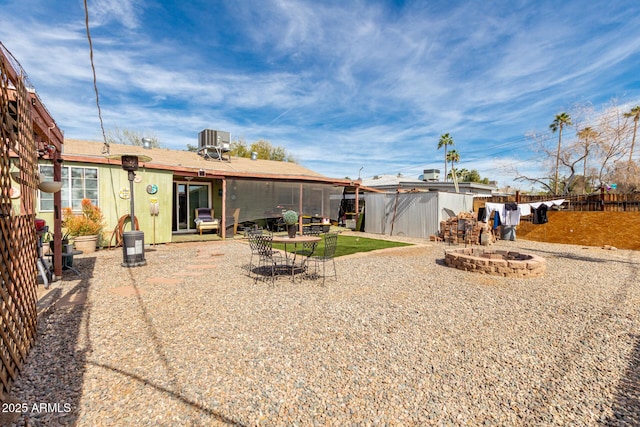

{"left": 514, "top": 172, "right": 555, "bottom": 194}
{"left": 607, "top": 160, "right": 640, "bottom": 192}
{"left": 557, "top": 139, "right": 589, "bottom": 194}
{"left": 105, "top": 126, "right": 160, "bottom": 147}
{"left": 515, "top": 130, "right": 561, "bottom": 194}
{"left": 516, "top": 132, "right": 588, "bottom": 195}
{"left": 591, "top": 102, "right": 631, "bottom": 189}
{"left": 517, "top": 98, "right": 640, "bottom": 194}
{"left": 576, "top": 127, "right": 598, "bottom": 192}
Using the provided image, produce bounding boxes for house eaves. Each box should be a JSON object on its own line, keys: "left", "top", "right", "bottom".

{"left": 61, "top": 139, "right": 353, "bottom": 187}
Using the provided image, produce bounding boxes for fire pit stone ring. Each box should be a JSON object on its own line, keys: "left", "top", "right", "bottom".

{"left": 444, "top": 248, "right": 546, "bottom": 278}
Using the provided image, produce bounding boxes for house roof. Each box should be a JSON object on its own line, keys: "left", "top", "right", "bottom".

{"left": 361, "top": 174, "right": 498, "bottom": 195}
{"left": 62, "top": 139, "right": 351, "bottom": 185}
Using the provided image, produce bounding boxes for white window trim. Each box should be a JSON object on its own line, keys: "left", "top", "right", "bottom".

{"left": 38, "top": 165, "right": 99, "bottom": 212}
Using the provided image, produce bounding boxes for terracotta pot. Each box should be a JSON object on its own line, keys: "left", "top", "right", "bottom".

{"left": 73, "top": 235, "right": 98, "bottom": 254}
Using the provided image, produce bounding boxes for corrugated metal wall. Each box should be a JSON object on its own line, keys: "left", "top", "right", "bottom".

{"left": 437, "top": 192, "right": 475, "bottom": 222}
{"left": 363, "top": 192, "right": 474, "bottom": 238}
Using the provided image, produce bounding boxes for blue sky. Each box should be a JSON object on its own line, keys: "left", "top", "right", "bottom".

{"left": 1, "top": 0, "right": 639, "bottom": 188}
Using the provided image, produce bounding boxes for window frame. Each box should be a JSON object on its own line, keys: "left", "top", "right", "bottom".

{"left": 38, "top": 164, "right": 99, "bottom": 212}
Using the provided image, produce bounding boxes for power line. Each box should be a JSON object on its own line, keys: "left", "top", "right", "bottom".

{"left": 83, "top": 0, "right": 109, "bottom": 155}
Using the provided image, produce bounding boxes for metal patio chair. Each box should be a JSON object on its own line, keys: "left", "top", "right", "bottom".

{"left": 308, "top": 232, "right": 338, "bottom": 286}
{"left": 246, "top": 229, "right": 264, "bottom": 278}
{"left": 250, "top": 233, "right": 283, "bottom": 284}
{"left": 296, "top": 229, "right": 320, "bottom": 272}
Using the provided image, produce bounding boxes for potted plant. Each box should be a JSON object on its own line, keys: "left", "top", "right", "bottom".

{"left": 62, "top": 198, "right": 105, "bottom": 254}
{"left": 44, "top": 230, "right": 72, "bottom": 254}
{"left": 282, "top": 210, "right": 299, "bottom": 238}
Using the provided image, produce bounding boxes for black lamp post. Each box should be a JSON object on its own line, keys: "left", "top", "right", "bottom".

{"left": 121, "top": 155, "right": 139, "bottom": 231}
{"left": 109, "top": 153, "right": 152, "bottom": 267}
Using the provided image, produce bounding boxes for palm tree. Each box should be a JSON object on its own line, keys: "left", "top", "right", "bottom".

{"left": 624, "top": 105, "right": 640, "bottom": 163}
{"left": 446, "top": 149, "right": 460, "bottom": 178}
{"left": 437, "top": 133, "right": 454, "bottom": 182}
{"left": 576, "top": 126, "right": 598, "bottom": 193}
{"left": 550, "top": 112, "right": 572, "bottom": 195}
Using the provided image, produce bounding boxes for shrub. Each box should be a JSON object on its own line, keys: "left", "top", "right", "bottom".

{"left": 63, "top": 199, "right": 105, "bottom": 237}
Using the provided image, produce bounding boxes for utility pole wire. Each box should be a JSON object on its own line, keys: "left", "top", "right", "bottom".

{"left": 83, "top": 0, "right": 109, "bottom": 155}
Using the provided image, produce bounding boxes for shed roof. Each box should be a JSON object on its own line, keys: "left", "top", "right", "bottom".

{"left": 361, "top": 174, "right": 497, "bottom": 195}
{"left": 62, "top": 139, "right": 350, "bottom": 185}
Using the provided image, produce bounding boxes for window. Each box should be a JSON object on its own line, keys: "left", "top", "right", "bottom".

{"left": 39, "top": 165, "right": 99, "bottom": 211}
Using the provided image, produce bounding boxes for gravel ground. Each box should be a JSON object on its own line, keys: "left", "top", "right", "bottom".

{"left": 4, "top": 233, "right": 640, "bottom": 426}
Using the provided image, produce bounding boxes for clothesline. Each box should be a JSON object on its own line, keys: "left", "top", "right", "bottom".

{"left": 483, "top": 199, "right": 565, "bottom": 226}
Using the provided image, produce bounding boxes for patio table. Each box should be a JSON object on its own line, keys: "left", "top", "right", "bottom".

{"left": 47, "top": 250, "right": 83, "bottom": 276}
{"left": 271, "top": 234, "right": 321, "bottom": 280}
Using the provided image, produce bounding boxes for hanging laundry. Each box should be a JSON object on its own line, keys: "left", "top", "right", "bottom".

{"left": 477, "top": 207, "right": 487, "bottom": 222}
{"left": 518, "top": 204, "right": 531, "bottom": 217}
{"left": 502, "top": 202, "right": 521, "bottom": 226}
{"left": 532, "top": 204, "right": 548, "bottom": 224}
{"left": 492, "top": 210, "right": 501, "bottom": 229}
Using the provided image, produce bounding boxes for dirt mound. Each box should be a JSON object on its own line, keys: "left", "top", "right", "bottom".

{"left": 516, "top": 211, "right": 640, "bottom": 250}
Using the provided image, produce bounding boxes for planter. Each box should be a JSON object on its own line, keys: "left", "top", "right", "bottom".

{"left": 38, "top": 181, "right": 63, "bottom": 193}
{"left": 287, "top": 224, "right": 297, "bottom": 238}
{"left": 49, "top": 240, "right": 73, "bottom": 253}
{"left": 73, "top": 235, "right": 99, "bottom": 254}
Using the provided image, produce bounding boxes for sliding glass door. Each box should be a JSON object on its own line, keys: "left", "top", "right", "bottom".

{"left": 173, "top": 181, "right": 211, "bottom": 232}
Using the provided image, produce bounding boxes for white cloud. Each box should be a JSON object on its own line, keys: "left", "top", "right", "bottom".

{"left": 2, "top": 0, "right": 640, "bottom": 190}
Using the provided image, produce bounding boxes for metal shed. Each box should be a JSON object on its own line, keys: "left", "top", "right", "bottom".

{"left": 362, "top": 191, "right": 475, "bottom": 239}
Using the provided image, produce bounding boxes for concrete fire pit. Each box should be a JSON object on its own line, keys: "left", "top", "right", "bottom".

{"left": 444, "top": 248, "right": 546, "bottom": 278}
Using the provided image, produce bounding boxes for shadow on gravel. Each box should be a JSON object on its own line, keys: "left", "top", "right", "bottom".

{"left": 603, "top": 334, "right": 640, "bottom": 426}
{"left": 603, "top": 255, "right": 640, "bottom": 426}
{"left": 525, "top": 248, "right": 634, "bottom": 264}
{"left": 10, "top": 254, "right": 246, "bottom": 426}
{"left": 114, "top": 267, "right": 248, "bottom": 426}
{"left": 434, "top": 258, "right": 447, "bottom": 266}
{"left": 7, "top": 256, "right": 96, "bottom": 426}
{"left": 87, "top": 361, "right": 247, "bottom": 426}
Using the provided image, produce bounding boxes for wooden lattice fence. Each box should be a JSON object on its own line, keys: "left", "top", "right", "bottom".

{"left": 0, "top": 46, "right": 40, "bottom": 401}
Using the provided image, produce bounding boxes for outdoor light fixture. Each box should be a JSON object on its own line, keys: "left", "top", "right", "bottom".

{"left": 108, "top": 153, "right": 152, "bottom": 267}
{"left": 121, "top": 155, "right": 140, "bottom": 171}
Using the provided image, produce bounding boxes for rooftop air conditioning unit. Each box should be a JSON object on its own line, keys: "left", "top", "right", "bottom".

{"left": 198, "top": 129, "right": 231, "bottom": 161}
{"left": 198, "top": 129, "right": 230, "bottom": 148}
{"left": 422, "top": 169, "right": 440, "bottom": 181}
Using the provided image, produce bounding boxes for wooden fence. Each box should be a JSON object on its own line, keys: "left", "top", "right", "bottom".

{"left": 1, "top": 46, "right": 40, "bottom": 401}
